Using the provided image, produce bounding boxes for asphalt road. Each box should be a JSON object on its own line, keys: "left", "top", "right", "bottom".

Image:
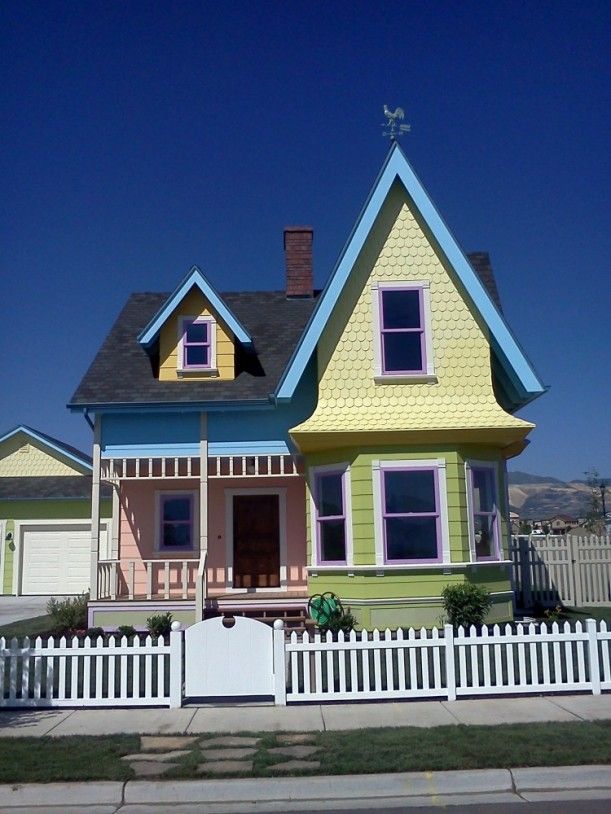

{"left": 255, "top": 802, "right": 610, "bottom": 814}
{"left": 0, "top": 595, "right": 54, "bottom": 625}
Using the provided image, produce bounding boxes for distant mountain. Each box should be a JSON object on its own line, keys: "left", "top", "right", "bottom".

{"left": 507, "top": 471, "right": 564, "bottom": 486}
{"left": 507, "top": 471, "right": 596, "bottom": 519}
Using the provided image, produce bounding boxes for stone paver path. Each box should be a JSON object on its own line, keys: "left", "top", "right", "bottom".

{"left": 198, "top": 734, "right": 262, "bottom": 776}
{"left": 199, "top": 759, "right": 254, "bottom": 774}
{"left": 269, "top": 744, "right": 320, "bottom": 758}
{"left": 124, "top": 736, "right": 199, "bottom": 777}
{"left": 269, "top": 759, "right": 322, "bottom": 772}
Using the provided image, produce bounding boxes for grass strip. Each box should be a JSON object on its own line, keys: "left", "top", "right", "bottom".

{"left": 0, "top": 721, "right": 609, "bottom": 783}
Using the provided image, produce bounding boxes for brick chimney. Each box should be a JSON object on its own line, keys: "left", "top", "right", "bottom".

{"left": 284, "top": 226, "right": 313, "bottom": 298}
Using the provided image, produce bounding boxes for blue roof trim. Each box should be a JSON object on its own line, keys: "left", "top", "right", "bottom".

{"left": 137, "top": 265, "right": 253, "bottom": 348}
{"left": 0, "top": 425, "right": 92, "bottom": 471}
{"left": 101, "top": 440, "right": 290, "bottom": 459}
{"left": 275, "top": 142, "right": 545, "bottom": 405}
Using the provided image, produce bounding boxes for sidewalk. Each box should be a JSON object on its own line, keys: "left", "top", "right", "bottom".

{"left": 1, "top": 693, "right": 610, "bottom": 738}
{"left": 1, "top": 765, "right": 611, "bottom": 812}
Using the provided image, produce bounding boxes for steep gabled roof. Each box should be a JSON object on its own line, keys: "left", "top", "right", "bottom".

{"left": 138, "top": 265, "right": 254, "bottom": 348}
{"left": 275, "top": 142, "right": 545, "bottom": 409}
{"left": 0, "top": 475, "right": 112, "bottom": 500}
{"left": 0, "top": 425, "right": 92, "bottom": 470}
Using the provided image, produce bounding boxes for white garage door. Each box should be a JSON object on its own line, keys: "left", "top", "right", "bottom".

{"left": 21, "top": 525, "right": 107, "bottom": 595}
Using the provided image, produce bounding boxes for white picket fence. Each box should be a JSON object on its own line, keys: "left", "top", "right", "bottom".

{"left": 2, "top": 619, "right": 610, "bottom": 708}
{"left": 285, "top": 621, "right": 611, "bottom": 703}
{"left": 510, "top": 535, "right": 611, "bottom": 609}
{"left": 0, "top": 632, "right": 182, "bottom": 708}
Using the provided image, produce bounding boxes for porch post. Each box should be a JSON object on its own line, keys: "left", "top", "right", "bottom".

{"left": 196, "top": 412, "right": 208, "bottom": 621}
{"left": 89, "top": 415, "right": 101, "bottom": 601}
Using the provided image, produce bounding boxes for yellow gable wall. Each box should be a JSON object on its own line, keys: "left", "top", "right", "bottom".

{"left": 293, "top": 181, "right": 532, "bottom": 437}
{"left": 158, "top": 288, "right": 235, "bottom": 381}
{"left": 0, "top": 435, "right": 89, "bottom": 477}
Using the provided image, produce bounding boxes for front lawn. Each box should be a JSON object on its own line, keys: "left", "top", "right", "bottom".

{"left": 0, "top": 721, "right": 609, "bottom": 783}
{"left": 0, "top": 614, "right": 57, "bottom": 639}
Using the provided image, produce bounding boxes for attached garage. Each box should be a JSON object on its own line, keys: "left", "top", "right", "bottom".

{"left": 20, "top": 523, "right": 108, "bottom": 595}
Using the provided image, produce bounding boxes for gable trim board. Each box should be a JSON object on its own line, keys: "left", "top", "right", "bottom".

{"left": 138, "top": 266, "right": 253, "bottom": 349}
{"left": 0, "top": 426, "right": 92, "bottom": 475}
{"left": 276, "top": 142, "right": 546, "bottom": 408}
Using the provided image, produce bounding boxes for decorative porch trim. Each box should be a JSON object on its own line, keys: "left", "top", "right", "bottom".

{"left": 100, "top": 453, "right": 300, "bottom": 482}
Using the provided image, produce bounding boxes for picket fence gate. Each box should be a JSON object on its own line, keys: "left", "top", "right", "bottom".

{"left": 1, "top": 619, "right": 610, "bottom": 709}
{"left": 510, "top": 534, "right": 611, "bottom": 609}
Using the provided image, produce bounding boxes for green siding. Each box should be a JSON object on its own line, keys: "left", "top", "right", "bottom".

{"left": 0, "top": 499, "right": 112, "bottom": 595}
{"left": 305, "top": 443, "right": 513, "bottom": 627}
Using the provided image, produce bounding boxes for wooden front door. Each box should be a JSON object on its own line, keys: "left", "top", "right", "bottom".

{"left": 233, "top": 494, "right": 280, "bottom": 588}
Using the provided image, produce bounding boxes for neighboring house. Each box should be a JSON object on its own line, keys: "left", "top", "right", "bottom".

{"left": 548, "top": 514, "right": 578, "bottom": 534}
{"left": 0, "top": 426, "right": 111, "bottom": 596}
{"left": 509, "top": 511, "right": 520, "bottom": 535}
{"left": 69, "top": 143, "right": 546, "bottom": 630}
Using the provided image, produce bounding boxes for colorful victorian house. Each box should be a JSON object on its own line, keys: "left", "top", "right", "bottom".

{"left": 69, "top": 143, "right": 545, "bottom": 630}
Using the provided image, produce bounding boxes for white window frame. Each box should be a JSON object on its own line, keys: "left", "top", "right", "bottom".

{"left": 371, "top": 281, "right": 436, "bottom": 382}
{"left": 465, "top": 460, "right": 502, "bottom": 562}
{"left": 372, "top": 459, "right": 450, "bottom": 567}
{"left": 154, "top": 490, "right": 199, "bottom": 553}
{"left": 177, "top": 315, "right": 217, "bottom": 374}
{"left": 309, "top": 462, "right": 354, "bottom": 567}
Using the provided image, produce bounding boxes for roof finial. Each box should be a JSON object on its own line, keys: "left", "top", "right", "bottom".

{"left": 382, "top": 105, "right": 411, "bottom": 141}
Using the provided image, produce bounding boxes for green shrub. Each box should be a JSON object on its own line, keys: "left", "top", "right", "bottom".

{"left": 319, "top": 607, "right": 357, "bottom": 635}
{"left": 47, "top": 593, "right": 89, "bottom": 633}
{"left": 116, "top": 624, "right": 137, "bottom": 638}
{"left": 441, "top": 583, "right": 492, "bottom": 629}
{"left": 146, "top": 612, "right": 173, "bottom": 637}
{"left": 86, "top": 627, "right": 105, "bottom": 639}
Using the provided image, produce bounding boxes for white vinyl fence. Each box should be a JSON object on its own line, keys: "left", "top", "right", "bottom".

{"left": 285, "top": 621, "right": 611, "bottom": 703}
{"left": 2, "top": 619, "right": 610, "bottom": 709}
{"left": 0, "top": 631, "right": 182, "bottom": 708}
{"left": 510, "top": 535, "right": 611, "bottom": 609}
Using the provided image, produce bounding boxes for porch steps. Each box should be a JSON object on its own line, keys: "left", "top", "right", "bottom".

{"left": 204, "top": 607, "right": 314, "bottom": 634}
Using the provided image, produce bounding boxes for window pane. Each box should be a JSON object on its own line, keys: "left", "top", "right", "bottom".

{"left": 383, "top": 332, "right": 423, "bottom": 372}
{"left": 472, "top": 468, "right": 494, "bottom": 512}
{"left": 384, "top": 470, "right": 436, "bottom": 514}
{"left": 474, "top": 514, "right": 495, "bottom": 558}
{"left": 320, "top": 519, "right": 346, "bottom": 562}
{"left": 163, "top": 522, "right": 191, "bottom": 548}
{"left": 163, "top": 497, "right": 191, "bottom": 522}
{"left": 186, "top": 345, "right": 209, "bottom": 366}
{"left": 186, "top": 322, "right": 208, "bottom": 343}
{"left": 382, "top": 290, "right": 421, "bottom": 329}
{"left": 386, "top": 517, "right": 438, "bottom": 560}
{"left": 318, "top": 473, "right": 344, "bottom": 517}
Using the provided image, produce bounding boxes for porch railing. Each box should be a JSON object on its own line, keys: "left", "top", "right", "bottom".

{"left": 96, "top": 559, "right": 199, "bottom": 601}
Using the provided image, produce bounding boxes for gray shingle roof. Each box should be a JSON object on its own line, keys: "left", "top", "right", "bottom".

{"left": 70, "top": 254, "right": 502, "bottom": 409}
{"left": 69, "top": 291, "right": 319, "bottom": 407}
{"left": 0, "top": 477, "right": 112, "bottom": 501}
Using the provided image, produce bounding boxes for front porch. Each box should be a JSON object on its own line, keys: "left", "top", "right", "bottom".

{"left": 89, "top": 448, "right": 310, "bottom": 626}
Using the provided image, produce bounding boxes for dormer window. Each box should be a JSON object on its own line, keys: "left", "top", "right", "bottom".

{"left": 372, "top": 281, "right": 435, "bottom": 381}
{"left": 178, "top": 316, "right": 217, "bottom": 373}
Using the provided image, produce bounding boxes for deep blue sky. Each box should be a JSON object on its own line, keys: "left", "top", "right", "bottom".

{"left": 1, "top": 1, "right": 609, "bottom": 480}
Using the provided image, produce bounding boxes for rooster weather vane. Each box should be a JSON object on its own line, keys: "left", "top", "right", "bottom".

{"left": 382, "top": 105, "right": 411, "bottom": 140}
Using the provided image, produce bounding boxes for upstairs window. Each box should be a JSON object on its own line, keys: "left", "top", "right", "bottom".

{"left": 373, "top": 283, "right": 435, "bottom": 379}
{"left": 312, "top": 466, "right": 352, "bottom": 565}
{"left": 468, "top": 464, "right": 500, "bottom": 560}
{"left": 179, "top": 316, "right": 216, "bottom": 372}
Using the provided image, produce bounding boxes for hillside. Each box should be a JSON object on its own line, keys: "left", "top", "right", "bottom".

{"left": 507, "top": 471, "right": 603, "bottom": 519}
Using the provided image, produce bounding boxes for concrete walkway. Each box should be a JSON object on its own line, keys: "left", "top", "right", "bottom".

{"left": 1, "top": 693, "right": 610, "bottom": 737}
{"left": 1, "top": 765, "right": 611, "bottom": 811}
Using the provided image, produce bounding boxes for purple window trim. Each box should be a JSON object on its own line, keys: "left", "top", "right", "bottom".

{"left": 380, "top": 466, "right": 442, "bottom": 564}
{"left": 159, "top": 493, "right": 195, "bottom": 552}
{"left": 379, "top": 286, "right": 427, "bottom": 375}
{"left": 469, "top": 465, "right": 500, "bottom": 562}
{"left": 181, "top": 318, "right": 212, "bottom": 370}
{"left": 313, "top": 469, "right": 348, "bottom": 565}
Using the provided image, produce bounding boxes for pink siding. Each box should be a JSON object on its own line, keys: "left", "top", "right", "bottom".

{"left": 117, "top": 476, "right": 308, "bottom": 596}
